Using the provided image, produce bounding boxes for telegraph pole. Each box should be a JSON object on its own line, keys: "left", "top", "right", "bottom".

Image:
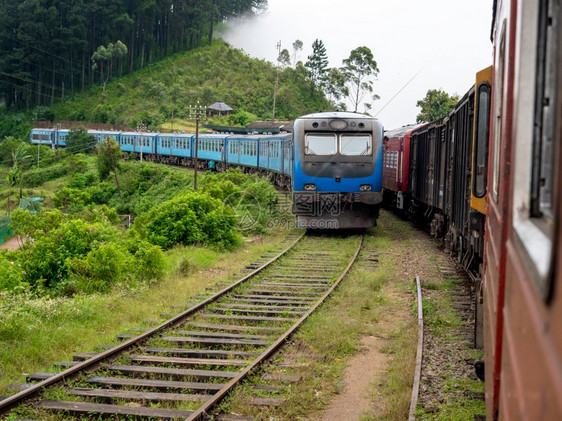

{"left": 136, "top": 123, "right": 146, "bottom": 163}
{"left": 188, "top": 102, "right": 206, "bottom": 190}
{"left": 272, "top": 41, "right": 281, "bottom": 123}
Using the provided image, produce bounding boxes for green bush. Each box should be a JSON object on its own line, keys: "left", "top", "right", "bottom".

{"left": 68, "top": 243, "right": 131, "bottom": 293}
{"left": 0, "top": 253, "right": 24, "bottom": 292}
{"left": 140, "top": 191, "right": 239, "bottom": 249}
{"left": 22, "top": 163, "right": 68, "bottom": 187}
{"left": 54, "top": 187, "right": 92, "bottom": 213}
{"left": 68, "top": 172, "right": 97, "bottom": 189}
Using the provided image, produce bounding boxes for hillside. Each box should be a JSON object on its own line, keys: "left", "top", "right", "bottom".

{"left": 51, "top": 40, "right": 332, "bottom": 130}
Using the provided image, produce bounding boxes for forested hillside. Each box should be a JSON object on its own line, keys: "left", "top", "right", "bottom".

{"left": 0, "top": 0, "right": 267, "bottom": 110}
{"left": 51, "top": 40, "right": 332, "bottom": 128}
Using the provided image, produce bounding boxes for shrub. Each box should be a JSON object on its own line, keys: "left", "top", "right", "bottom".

{"left": 22, "top": 163, "right": 68, "bottom": 187}
{"left": 0, "top": 253, "right": 24, "bottom": 292}
{"left": 54, "top": 187, "right": 92, "bottom": 213}
{"left": 141, "top": 191, "right": 239, "bottom": 249}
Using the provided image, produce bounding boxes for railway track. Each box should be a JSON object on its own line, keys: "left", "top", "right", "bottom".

{"left": 1, "top": 232, "right": 363, "bottom": 420}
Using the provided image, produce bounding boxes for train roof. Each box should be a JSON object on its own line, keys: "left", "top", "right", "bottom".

{"left": 297, "top": 111, "right": 377, "bottom": 120}
{"left": 384, "top": 124, "right": 424, "bottom": 139}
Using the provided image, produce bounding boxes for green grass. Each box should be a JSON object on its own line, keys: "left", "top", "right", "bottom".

{"left": 0, "top": 229, "right": 292, "bottom": 394}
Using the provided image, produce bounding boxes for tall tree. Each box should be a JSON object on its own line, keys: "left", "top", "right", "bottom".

{"left": 305, "top": 39, "right": 329, "bottom": 97}
{"left": 292, "top": 39, "right": 303, "bottom": 67}
{"left": 415, "top": 89, "right": 460, "bottom": 122}
{"left": 341, "top": 46, "right": 379, "bottom": 113}
{"left": 324, "top": 68, "right": 349, "bottom": 107}
{"left": 278, "top": 48, "right": 291, "bottom": 69}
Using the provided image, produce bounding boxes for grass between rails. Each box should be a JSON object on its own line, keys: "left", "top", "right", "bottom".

{"left": 219, "top": 210, "right": 484, "bottom": 420}
{"left": 0, "top": 227, "right": 293, "bottom": 394}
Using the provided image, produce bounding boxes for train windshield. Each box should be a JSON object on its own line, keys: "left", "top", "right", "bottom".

{"left": 305, "top": 134, "right": 337, "bottom": 155}
{"left": 340, "top": 135, "right": 372, "bottom": 155}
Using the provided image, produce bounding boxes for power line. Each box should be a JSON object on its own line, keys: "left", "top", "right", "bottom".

{"left": 374, "top": 70, "right": 421, "bottom": 118}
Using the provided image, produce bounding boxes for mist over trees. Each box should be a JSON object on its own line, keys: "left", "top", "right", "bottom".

{"left": 0, "top": 0, "right": 267, "bottom": 110}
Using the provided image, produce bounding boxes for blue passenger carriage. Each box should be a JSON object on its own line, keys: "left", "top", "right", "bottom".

{"left": 30, "top": 128, "right": 54, "bottom": 146}
{"left": 226, "top": 135, "right": 259, "bottom": 168}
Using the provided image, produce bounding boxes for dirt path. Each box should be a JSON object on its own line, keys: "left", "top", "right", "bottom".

{"left": 0, "top": 236, "right": 21, "bottom": 251}
{"left": 318, "top": 335, "right": 390, "bottom": 421}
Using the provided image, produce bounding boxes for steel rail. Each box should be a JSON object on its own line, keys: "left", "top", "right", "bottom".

{"left": 408, "top": 275, "right": 424, "bottom": 421}
{"left": 185, "top": 235, "right": 364, "bottom": 421}
{"left": 0, "top": 232, "right": 305, "bottom": 415}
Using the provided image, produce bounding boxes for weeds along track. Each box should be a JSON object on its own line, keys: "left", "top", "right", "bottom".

{"left": 1, "top": 232, "right": 363, "bottom": 420}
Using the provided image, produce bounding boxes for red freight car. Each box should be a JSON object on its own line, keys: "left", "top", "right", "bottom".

{"left": 483, "top": 0, "right": 562, "bottom": 419}
{"left": 382, "top": 124, "right": 421, "bottom": 210}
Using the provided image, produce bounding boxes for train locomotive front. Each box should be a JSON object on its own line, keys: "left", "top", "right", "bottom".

{"left": 292, "top": 112, "right": 383, "bottom": 229}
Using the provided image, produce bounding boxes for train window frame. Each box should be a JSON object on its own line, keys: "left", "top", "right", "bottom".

{"left": 305, "top": 133, "right": 337, "bottom": 156}
{"left": 491, "top": 25, "right": 506, "bottom": 203}
{"left": 512, "top": 0, "right": 558, "bottom": 301}
{"left": 340, "top": 134, "right": 372, "bottom": 156}
{"left": 472, "top": 82, "right": 491, "bottom": 198}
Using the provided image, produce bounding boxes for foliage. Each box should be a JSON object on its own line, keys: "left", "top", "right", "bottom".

{"left": 305, "top": 39, "right": 329, "bottom": 96}
{"left": 139, "top": 191, "right": 239, "bottom": 249}
{"left": 66, "top": 129, "right": 97, "bottom": 155}
{"left": 53, "top": 187, "right": 92, "bottom": 213}
{"left": 292, "top": 39, "right": 304, "bottom": 67}
{"left": 324, "top": 68, "right": 350, "bottom": 107}
{"left": 416, "top": 89, "right": 460, "bottom": 123}
{"left": 51, "top": 40, "right": 333, "bottom": 126}
{"left": 278, "top": 48, "right": 291, "bottom": 68}
{"left": 0, "top": 109, "right": 32, "bottom": 140}
{"left": 341, "top": 46, "right": 380, "bottom": 113}
{"left": 0, "top": 0, "right": 267, "bottom": 110}
{"left": 96, "top": 137, "right": 122, "bottom": 180}
{"left": 22, "top": 163, "right": 68, "bottom": 187}
{"left": 227, "top": 109, "right": 259, "bottom": 127}
{"left": 200, "top": 168, "right": 279, "bottom": 234}
{"left": 5, "top": 209, "right": 165, "bottom": 296}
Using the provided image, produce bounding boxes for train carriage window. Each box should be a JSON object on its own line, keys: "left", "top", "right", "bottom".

{"left": 531, "top": 0, "right": 557, "bottom": 221}
{"left": 473, "top": 83, "right": 491, "bottom": 197}
{"left": 512, "top": 0, "right": 559, "bottom": 301}
{"left": 305, "top": 134, "right": 336, "bottom": 155}
{"left": 340, "top": 134, "right": 372, "bottom": 155}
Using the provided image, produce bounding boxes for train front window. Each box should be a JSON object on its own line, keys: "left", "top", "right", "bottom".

{"left": 340, "top": 135, "right": 371, "bottom": 155}
{"left": 305, "top": 134, "right": 336, "bottom": 155}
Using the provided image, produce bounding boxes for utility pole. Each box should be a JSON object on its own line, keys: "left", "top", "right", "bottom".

{"left": 54, "top": 122, "right": 61, "bottom": 161}
{"left": 188, "top": 102, "right": 206, "bottom": 190}
{"left": 136, "top": 123, "right": 146, "bottom": 163}
{"left": 272, "top": 41, "right": 281, "bottom": 123}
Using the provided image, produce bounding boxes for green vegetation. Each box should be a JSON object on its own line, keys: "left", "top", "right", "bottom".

{"left": 50, "top": 40, "right": 332, "bottom": 128}
{"left": 0, "top": 0, "right": 266, "bottom": 110}
{"left": 416, "top": 89, "right": 460, "bottom": 123}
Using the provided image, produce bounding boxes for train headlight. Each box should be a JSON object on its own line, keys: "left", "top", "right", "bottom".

{"left": 359, "top": 184, "right": 372, "bottom": 191}
{"left": 304, "top": 184, "right": 317, "bottom": 191}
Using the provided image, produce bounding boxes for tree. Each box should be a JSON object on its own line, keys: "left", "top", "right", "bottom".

{"left": 341, "top": 46, "right": 380, "bottom": 113}
{"left": 278, "top": 49, "right": 291, "bottom": 69}
{"left": 305, "top": 39, "right": 329, "bottom": 97}
{"left": 96, "top": 137, "right": 123, "bottom": 200}
{"left": 324, "top": 68, "right": 349, "bottom": 106}
{"left": 91, "top": 40, "right": 128, "bottom": 92}
{"left": 5, "top": 140, "right": 31, "bottom": 199}
{"left": 66, "top": 128, "right": 97, "bottom": 154}
{"left": 292, "top": 39, "right": 303, "bottom": 67}
{"left": 416, "top": 89, "right": 460, "bottom": 123}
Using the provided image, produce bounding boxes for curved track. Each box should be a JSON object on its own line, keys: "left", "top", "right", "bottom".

{"left": 1, "top": 233, "right": 363, "bottom": 420}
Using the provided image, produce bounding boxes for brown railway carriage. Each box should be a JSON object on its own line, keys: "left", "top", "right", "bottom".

{"left": 483, "top": 0, "right": 562, "bottom": 419}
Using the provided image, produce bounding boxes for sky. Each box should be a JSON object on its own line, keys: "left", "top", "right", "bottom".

{"left": 221, "top": 0, "right": 493, "bottom": 129}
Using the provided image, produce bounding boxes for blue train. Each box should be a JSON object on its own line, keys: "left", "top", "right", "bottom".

{"left": 292, "top": 112, "right": 383, "bottom": 228}
{"left": 30, "top": 112, "right": 383, "bottom": 228}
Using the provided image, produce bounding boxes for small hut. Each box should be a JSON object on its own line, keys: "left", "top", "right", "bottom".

{"left": 207, "top": 101, "right": 234, "bottom": 117}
